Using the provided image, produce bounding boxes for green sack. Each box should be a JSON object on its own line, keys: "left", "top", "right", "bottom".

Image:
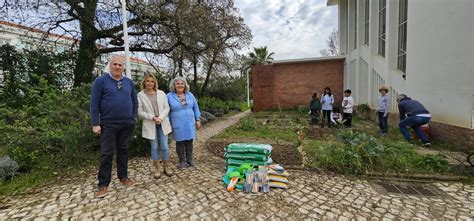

{"left": 225, "top": 143, "right": 272, "bottom": 155}
{"left": 225, "top": 152, "right": 269, "bottom": 161}
{"left": 226, "top": 158, "right": 273, "bottom": 167}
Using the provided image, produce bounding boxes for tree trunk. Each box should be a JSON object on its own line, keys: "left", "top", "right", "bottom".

{"left": 73, "top": 0, "right": 99, "bottom": 87}
{"left": 73, "top": 37, "right": 98, "bottom": 86}
{"left": 200, "top": 52, "right": 217, "bottom": 96}
{"left": 192, "top": 55, "right": 199, "bottom": 96}
{"left": 177, "top": 50, "right": 183, "bottom": 77}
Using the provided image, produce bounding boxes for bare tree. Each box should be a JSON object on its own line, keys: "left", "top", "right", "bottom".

{"left": 320, "top": 29, "right": 340, "bottom": 57}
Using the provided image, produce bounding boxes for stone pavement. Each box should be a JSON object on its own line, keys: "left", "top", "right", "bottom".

{"left": 1, "top": 110, "right": 474, "bottom": 220}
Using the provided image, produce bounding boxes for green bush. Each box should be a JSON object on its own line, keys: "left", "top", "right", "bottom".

{"left": 417, "top": 154, "right": 450, "bottom": 173}
{"left": 355, "top": 103, "right": 371, "bottom": 120}
{"left": 203, "top": 75, "right": 247, "bottom": 101}
{"left": 238, "top": 117, "right": 256, "bottom": 131}
{"left": 296, "top": 105, "right": 309, "bottom": 114}
{"left": 0, "top": 45, "right": 76, "bottom": 108}
{"left": 0, "top": 156, "right": 19, "bottom": 182}
{"left": 0, "top": 80, "right": 98, "bottom": 171}
{"left": 198, "top": 97, "right": 242, "bottom": 114}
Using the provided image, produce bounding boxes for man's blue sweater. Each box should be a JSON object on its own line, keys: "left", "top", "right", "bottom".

{"left": 398, "top": 97, "right": 429, "bottom": 121}
{"left": 90, "top": 74, "right": 138, "bottom": 126}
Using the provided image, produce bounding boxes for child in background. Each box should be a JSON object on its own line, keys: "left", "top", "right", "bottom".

{"left": 331, "top": 107, "right": 342, "bottom": 125}
{"left": 321, "top": 87, "right": 334, "bottom": 128}
{"left": 376, "top": 86, "right": 390, "bottom": 136}
{"left": 309, "top": 92, "right": 321, "bottom": 128}
{"left": 342, "top": 89, "right": 354, "bottom": 128}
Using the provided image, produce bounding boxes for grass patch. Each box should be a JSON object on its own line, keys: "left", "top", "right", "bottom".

{"left": 240, "top": 102, "right": 251, "bottom": 111}
{"left": 217, "top": 115, "right": 299, "bottom": 145}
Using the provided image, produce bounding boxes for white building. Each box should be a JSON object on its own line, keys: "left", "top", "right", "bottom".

{"left": 328, "top": 0, "right": 474, "bottom": 145}
{"left": 0, "top": 21, "right": 156, "bottom": 84}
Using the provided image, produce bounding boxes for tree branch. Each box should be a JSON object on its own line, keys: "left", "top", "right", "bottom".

{"left": 98, "top": 43, "right": 181, "bottom": 54}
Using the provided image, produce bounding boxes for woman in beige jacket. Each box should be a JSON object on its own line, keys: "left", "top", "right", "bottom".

{"left": 138, "top": 74, "right": 173, "bottom": 178}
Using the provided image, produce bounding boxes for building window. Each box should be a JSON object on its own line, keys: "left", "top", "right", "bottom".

{"left": 397, "top": 0, "right": 407, "bottom": 77}
{"left": 378, "top": 0, "right": 386, "bottom": 57}
{"left": 353, "top": 0, "right": 358, "bottom": 50}
{"left": 364, "top": 0, "right": 370, "bottom": 45}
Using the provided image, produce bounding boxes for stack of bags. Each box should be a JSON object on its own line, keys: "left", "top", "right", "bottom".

{"left": 225, "top": 143, "right": 273, "bottom": 167}
{"left": 268, "top": 164, "right": 290, "bottom": 189}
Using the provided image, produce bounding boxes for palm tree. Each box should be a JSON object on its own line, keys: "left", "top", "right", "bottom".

{"left": 243, "top": 46, "right": 275, "bottom": 107}
{"left": 246, "top": 46, "right": 275, "bottom": 67}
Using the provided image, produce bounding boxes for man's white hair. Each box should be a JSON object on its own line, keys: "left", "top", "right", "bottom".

{"left": 108, "top": 54, "right": 125, "bottom": 65}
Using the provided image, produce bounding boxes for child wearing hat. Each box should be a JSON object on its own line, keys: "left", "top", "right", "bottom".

{"left": 376, "top": 86, "right": 390, "bottom": 136}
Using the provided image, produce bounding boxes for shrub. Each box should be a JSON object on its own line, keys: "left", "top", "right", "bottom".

{"left": 0, "top": 80, "right": 99, "bottom": 172}
{"left": 198, "top": 97, "right": 242, "bottom": 115}
{"left": 238, "top": 117, "right": 256, "bottom": 131}
{"left": 296, "top": 105, "right": 309, "bottom": 114}
{"left": 0, "top": 156, "right": 19, "bottom": 182}
{"left": 356, "top": 103, "right": 371, "bottom": 120}
{"left": 306, "top": 129, "right": 452, "bottom": 175}
{"left": 417, "top": 154, "right": 450, "bottom": 173}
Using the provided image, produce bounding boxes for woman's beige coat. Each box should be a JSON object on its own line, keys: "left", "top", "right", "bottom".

{"left": 138, "top": 90, "right": 172, "bottom": 139}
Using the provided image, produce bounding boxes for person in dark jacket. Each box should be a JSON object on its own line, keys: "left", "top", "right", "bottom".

{"left": 309, "top": 92, "right": 321, "bottom": 127}
{"left": 397, "top": 94, "right": 431, "bottom": 146}
{"left": 90, "top": 55, "right": 138, "bottom": 198}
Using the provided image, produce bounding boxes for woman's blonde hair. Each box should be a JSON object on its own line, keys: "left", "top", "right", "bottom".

{"left": 140, "top": 73, "right": 158, "bottom": 91}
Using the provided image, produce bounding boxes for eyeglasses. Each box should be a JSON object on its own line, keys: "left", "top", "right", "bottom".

{"left": 117, "top": 81, "right": 123, "bottom": 90}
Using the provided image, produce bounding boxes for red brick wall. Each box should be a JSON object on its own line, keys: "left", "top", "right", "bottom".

{"left": 252, "top": 58, "right": 344, "bottom": 111}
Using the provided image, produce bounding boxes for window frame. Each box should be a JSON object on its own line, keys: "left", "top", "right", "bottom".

{"left": 397, "top": 0, "right": 407, "bottom": 77}
{"left": 377, "top": 0, "right": 386, "bottom": 57}
{"left": 364, "top": 0, "right": 370, "bottom": 45}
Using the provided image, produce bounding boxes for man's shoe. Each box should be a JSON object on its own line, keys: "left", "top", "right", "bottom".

{"left": 177, "top": 162, "right": 186, "bottom": 169}
{"left": 119, "top": 178, "right": 136, "bottom": 187}
{"left": 95, "top": 187, "right": 108, "bottom": 198}
{"left": 186, "top": 161, "right": 195, "bottom": 167}
{"left": 423, "top": 142, "right": 432, "bottom": 147}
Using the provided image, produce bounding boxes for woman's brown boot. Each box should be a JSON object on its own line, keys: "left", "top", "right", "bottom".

{"left": 153, "top": 160, "right": 161, "bottom": 179}
{"left": 163, "top": 160, "right": 173, "bottom": 177}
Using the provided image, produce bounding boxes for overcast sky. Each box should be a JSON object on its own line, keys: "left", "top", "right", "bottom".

{"left": 234, "top": 0, "right": 338, "bottom": 60}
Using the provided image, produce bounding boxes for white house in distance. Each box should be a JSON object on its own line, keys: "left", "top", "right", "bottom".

{"left": 327, "top": 0, "right": 473, "bottom": 147}
{"left": 0, "top": 20, "right": 156, "bottom": 84}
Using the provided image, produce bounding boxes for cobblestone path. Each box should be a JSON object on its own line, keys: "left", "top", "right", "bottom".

{"left": 1, "top": 111, "right": 473, "bottom": 220}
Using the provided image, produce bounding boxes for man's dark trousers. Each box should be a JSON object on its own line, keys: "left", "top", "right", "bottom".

{"left": 98, "top": 120, "right": 135, "bottom": 188}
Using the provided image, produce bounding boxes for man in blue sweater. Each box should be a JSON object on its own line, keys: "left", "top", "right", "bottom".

{"left": 90, "top": 55, "right": 138, "bottom": 198}
{"left": 397, "top": 94, "right": 431, "bottom": 146}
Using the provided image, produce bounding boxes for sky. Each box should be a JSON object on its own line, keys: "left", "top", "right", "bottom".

{"left": 234, "top": 0, "right": 338, "bottom": 60}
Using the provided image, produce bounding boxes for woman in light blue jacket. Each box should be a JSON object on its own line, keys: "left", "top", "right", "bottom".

{"left": 167, "top": 77, "right": 201, "bottom": 169}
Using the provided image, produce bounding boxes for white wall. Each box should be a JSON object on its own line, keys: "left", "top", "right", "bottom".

{"left": 335, "top": 0, "right": 474, "bottom": 129}
{"left": 406, "top": 0, "right": 474, "bottom": 128}
{"left": 358, "top": 58, "right": 369, "bottom": 103}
